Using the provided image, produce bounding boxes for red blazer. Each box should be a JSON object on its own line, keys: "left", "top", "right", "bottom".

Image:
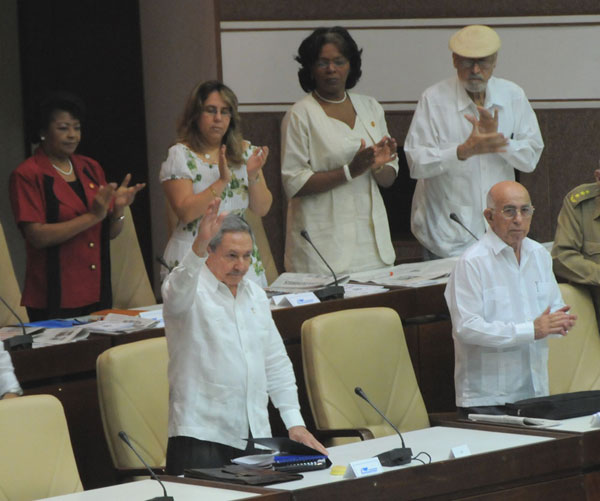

{"left": 10, "top": 148, "right": 112, "bottom": 310}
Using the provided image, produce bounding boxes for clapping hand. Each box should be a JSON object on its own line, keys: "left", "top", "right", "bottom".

{"left": 475, "top": 106, "right": 499, "bottom": 134}
{"left": 457, "top": 112, "right": 508, "bottom": 160}
{"left": 113, "top": 173, "right": 146, "bottom": 210}
{"left": 91, "top": 183, "right": 117, "bottom": 220}
{"left": 218, "top": 145, "right": 232, "bottom": 184}
{"left": 246, "top": 146, "right": 269, "bottom": 180}
{"left": 371, "top": 136, "right": 397, "bottom": 172}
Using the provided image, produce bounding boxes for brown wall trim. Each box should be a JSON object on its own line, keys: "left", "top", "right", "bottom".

{"left": 219, "top": 1, "right": 600, "bottom": 22}
{"left": 221, "top": 21, "right": 600, "bottom": 32}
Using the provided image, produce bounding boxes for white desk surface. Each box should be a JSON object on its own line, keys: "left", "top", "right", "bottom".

{"left": 37, "top": 479, "right": 261, "bottom": 501}
{"left": 273, "top": 425, "right": 553, "bottom": 490}
{"left": 552, "top": 414, "right": 600, "bottom": 433}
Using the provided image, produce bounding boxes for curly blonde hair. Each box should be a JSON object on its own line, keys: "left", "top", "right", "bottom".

{"left": 176, "top": 80, "right": 244, "bottom": 165}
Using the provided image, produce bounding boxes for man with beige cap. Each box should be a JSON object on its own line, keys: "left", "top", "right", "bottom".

{"left": 405, "top": 25, "right": 544, "bottom": 259}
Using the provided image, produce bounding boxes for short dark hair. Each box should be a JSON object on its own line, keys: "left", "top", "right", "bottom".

{"left": 35, "top": 91, "right": 86, "bottom": 142}
{"left": 295, "top": 26, "right": 363, "bottom": 92}
{"left": 208, "top": 213, "right": 254, "bottom": 251}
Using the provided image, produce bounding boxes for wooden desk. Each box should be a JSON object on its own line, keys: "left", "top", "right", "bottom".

{"left": 8, "top": 284, "right": 454, "bottom": 488}
{"left": 186, "top": 426, "right": 585, "bottom": 500}
{"left": 38, "top": 477, "right": 288, "bottom": 500}
{"left": 431, "top": 412, "right": 600, "bottom": 499}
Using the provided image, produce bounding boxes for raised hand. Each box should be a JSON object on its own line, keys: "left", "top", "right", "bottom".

{"left": 246, "top": 145, "right": 269, "bottom": 179}
{"left": 113, "top": 173, "right": 146, "bottom": 210}
{"left": 218, "top": 144, "right": 232, "bottom": 184}
{"left": 192, "top": 197, "right": 227, "bottom": 257}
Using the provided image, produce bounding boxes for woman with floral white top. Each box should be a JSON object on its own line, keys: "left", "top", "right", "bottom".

{"left": 160, "top": 81, "right": 272, "bottom": 285}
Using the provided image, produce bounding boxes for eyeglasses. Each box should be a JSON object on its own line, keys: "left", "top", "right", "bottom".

{"left": 457, "top": 57, "right": 495, "bottom": 70}
{"left": 315, "top": 57, "right": 348, "bottom": 69}
{"left": 202, "top": 106, "right": 232, "bottom": 117}
{"left": 492, "top": 206, "right": 535, "bottom": 219}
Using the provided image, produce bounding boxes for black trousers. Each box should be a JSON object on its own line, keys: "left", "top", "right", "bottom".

{"left": 165, "top": 435, "right": 260, "bottom": 475}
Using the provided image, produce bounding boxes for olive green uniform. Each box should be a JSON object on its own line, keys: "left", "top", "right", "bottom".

{"left": 552, "top": 182, "right": 600, "bottom": 316}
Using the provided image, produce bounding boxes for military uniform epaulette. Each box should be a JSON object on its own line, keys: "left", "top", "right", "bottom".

{"left": 567, "top": 182, "right": 600, "bottom": 206}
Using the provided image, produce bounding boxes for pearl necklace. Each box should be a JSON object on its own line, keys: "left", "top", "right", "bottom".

{"left": 314, "top": 90, "right": 347, "bottom": 104}
{"left": 52, "top": 159, "right": 73, "bottom": 176}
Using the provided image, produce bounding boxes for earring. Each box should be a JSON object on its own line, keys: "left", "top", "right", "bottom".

{"left": 40, "top": 136, "right": 45, "bottom": 141}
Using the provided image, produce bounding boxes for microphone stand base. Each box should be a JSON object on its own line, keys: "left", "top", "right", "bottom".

{"left": 376, "top": 447, "right": 412, "bottom": 466}
{"left": 3, "top": 334, "right": 32, "bottom": 351}
{"left": 314, "top": 285, "right": 345, "bottom": 302}
{"left": 147, "top": 497, "right": 174, "bottom": 501}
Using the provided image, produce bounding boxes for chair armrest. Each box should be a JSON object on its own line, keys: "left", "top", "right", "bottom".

{"left": 315, "top": 428, "right": 374, "bottom": 441}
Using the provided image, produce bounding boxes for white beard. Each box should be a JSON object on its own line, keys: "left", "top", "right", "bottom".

{"left": 462, "top": 78, "right": 487, "bottom": 94}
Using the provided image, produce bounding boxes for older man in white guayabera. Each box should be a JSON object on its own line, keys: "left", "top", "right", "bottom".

{"left": 445, "top": 181, "right": 576, "bottom": 418}
{"left": 405, "top": 25, "right": 544, "bottom": 260}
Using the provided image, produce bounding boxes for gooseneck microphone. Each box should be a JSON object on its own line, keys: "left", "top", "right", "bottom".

{"left": 0, "top": 296, "right": 32, "bottom": 351}
{"left": 449, "top": 213, "right": 479, "bottom": 241}
{"left": 300, "top": 230, "right": 344, "bottom": 301}
{"left": 354, "top": 387, "right": 412, "bottom": 466}
{"left": 118, "top": 431, "right": 174, "bottom": 501}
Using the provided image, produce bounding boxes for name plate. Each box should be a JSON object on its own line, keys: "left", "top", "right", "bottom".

{"left": 449, "top": 444, "right": 472, "bottom": 459}
{"left": 271, "top": 292, "right": 320, "bottom": 307}
{"left": 344, "top": 457, "right": 383, "bottom": 479}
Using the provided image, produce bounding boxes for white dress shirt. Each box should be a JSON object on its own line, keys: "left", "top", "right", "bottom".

{"left": 281, "top": 92, "right": 398, "bottom": 274}
{"left": 405, "top": 76, "right": 544, "bottom": 257}
{"left": 444, "top": 231, "right": 564, "bottom": 407}
{"left": 161, "top": 250, "right": 304, "bottom": 450}
{"left": 0, "top": 345, "right": 21, "bottom": 397}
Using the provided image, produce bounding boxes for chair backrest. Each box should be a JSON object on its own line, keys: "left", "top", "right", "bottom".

{"left": 110, "top": 206, "right": 156, "bottom": 309}
{"left": 302, "top": 307, "right": 429, "bottom": 441}
{"left": 245, "top": 208, "right": 279, "bottom": 285}
{"left": 96, "top": 337, "right": 169, "bottom": 470}
{"left": 548, "top": 283, "right": 600, "bottom": 394}
{"left": 0, "top": 222, "right": 28, "bottom": 325}
{"left": 0, "top": 394, "right": 82, "bottom": 499}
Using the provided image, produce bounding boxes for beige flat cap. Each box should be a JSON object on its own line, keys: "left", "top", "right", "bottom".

{"left": 449, "top": 25, "right": 501, "bottom": 58}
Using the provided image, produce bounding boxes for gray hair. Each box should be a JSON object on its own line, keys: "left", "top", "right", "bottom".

{"left": 486, "top": 190, "right": 495, "bottom": 209}
{"left": 208, "top": 213, "right": 254, "bottom": 251}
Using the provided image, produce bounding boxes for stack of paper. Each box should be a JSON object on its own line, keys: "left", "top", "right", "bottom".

{"left": 86, "top": 313, "right": 159, "bottom": 334}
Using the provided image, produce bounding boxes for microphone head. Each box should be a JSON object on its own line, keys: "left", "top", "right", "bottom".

{"left": 300, "top": 229, "right": 310, "bottom": 241}
{"left": 118, "top": 431, "right": 128, "bottom": 442}
{"left": 449, "top": 212, "right": 459, "bottom": 222}
{"left": 354, "top": 386, "right": 364, "bottom": 397}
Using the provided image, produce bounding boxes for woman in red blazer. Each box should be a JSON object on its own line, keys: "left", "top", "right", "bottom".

{"left": 9, "top": 92, "right": 145, "bottom": 321}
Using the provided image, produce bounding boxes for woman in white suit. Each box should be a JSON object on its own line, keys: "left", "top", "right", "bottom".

{"left": 281, "top": 26, "right": 398, "bottom": 274}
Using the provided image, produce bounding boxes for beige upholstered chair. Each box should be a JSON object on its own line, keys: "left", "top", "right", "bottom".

{"left": 0, "top": 222, "right": 28, "bottom": 325}
{"left": 245, "top": 208, "right": 279, "bottom": 285}
{"left": 0, "top": 394, "right": 82, "bottom": 499}
{"left": 96, "top": 337, "right": 169, "bottom": 478}
{"left": 302, "top": 307, "right": 429, "bottom": 445}
{"left": 110, "top": 206, "right": 156, "bottom": 309}
{"left": 548, "top": 283, "right": 600, "bottom": 394}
